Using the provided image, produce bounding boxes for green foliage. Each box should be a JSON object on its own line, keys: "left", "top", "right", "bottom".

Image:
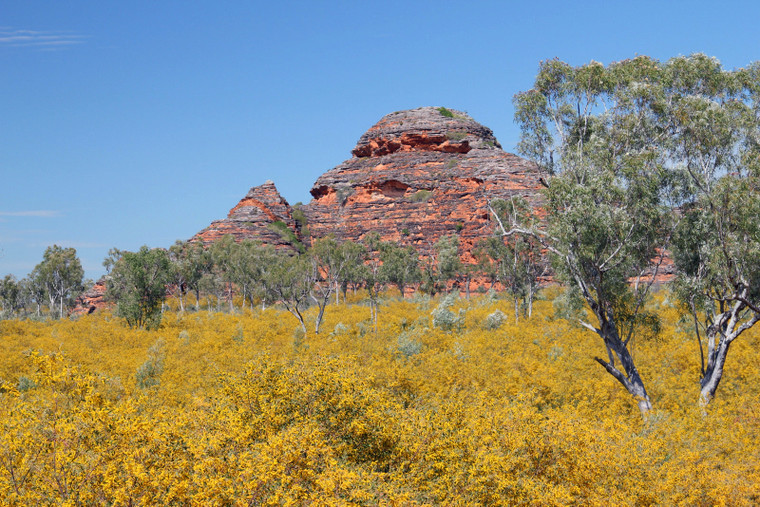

{"left": 445, "top": 131, "right": 467, "bottom": 141}
{"left": 291, "top": 206, "right": 310, "bottom": 238}
{"left": 31, "top": 245, "right": 85, "bottom": 319}
{"left": 484, "top": 309, "right": 506, "bottom": 330}
{"left": 378, "top": 241, "right": 421, "bottom": 296}
{"left": 0, "top": 275, "right": 23, "bottom": 317}
{"left": 431, "top": 293, "right": 462, "bottom": 331}
{"left": 135, "top": 338, "right": 166, "bottom": 389}
{"left": 433, "top": 235, "right": 462, "bottom": 289}
{"left": 106, "top": 246, "right": 172, "bottom": 329}
{"left": 512, "top": 55, "right": 688, "bottom": 411}
{"left": 335, "top": 186, "right": 355, "bottom": 206}
{"left": 267, "top": 221, "right": 305, "bottom": 253}
{"left": 437, "top": 106, "right": 454, "bottom": 118}
{"left": 407, "top": 189, "right": 432, "bottom": 202}
{"left": 396, "top": 330, "right": 423, "bottom": 358}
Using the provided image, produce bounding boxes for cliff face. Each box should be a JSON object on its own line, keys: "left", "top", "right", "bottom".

{"left": 303, "top": 107, "right": 543, "bottom": 259}
{"left": 191, "top": 181, "right": 302, "bottom": 252}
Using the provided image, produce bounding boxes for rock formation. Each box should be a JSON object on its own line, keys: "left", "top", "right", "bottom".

{"left": 71, "top": 279, "right": 108, "bottom": 316}
{"left": 193, "top": 107, "right": 544, "bottom": 260}
{"left": 303, "top": 107, "right": 543, "bottom": 259}
{"left": 192, "top": 180, "right": 303, "bottom": 252}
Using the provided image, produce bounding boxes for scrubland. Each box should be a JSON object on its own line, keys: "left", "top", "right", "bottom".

{"left": 2, "top": 290, "right": 760, "bottom": 505}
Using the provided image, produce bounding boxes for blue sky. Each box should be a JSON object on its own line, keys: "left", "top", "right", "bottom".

{"left": 2, "top": 0, "right": 759, "bottom": 280}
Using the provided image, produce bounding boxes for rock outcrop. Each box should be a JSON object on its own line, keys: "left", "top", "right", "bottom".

{"left": 303, "top": 107, "right": 543, "bottom": 259}
{"left": 192, "top": 107, "right": 544, "bottom": 260}
{"left": 71, "top": 279, "right": 108, "bottom": 316}
{"left": 191, "top": 181, "right": 303, "bottom": 252}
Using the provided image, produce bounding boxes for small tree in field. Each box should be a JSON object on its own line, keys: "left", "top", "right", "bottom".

{"left": 31, "top": 245, "right": 85, "bottom": 319}
{"left": 378, "top": 241, "right": 420, "bottom": 298}
{"left": 106, "top": 246, "right": 172, "bottom": 329}
{"left": 482, "top": 198, "right": 546, "bottom": 320}
{"left": 169, "top": 240, "right": 212, "bottom": 312}
{"left": 260, "top": 252, "right": 315, "bottom": 334}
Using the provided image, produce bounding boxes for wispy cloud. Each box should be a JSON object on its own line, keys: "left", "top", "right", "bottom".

{"left": 0, "top": 210, "right": 61, "bottom": 217}
{"left": 0, "top": 28, "right": 87, "bottom": 50}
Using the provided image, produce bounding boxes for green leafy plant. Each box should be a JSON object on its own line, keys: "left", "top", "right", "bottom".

{"left": 437, "top": 107, "right": 454, "bottom": 118}
{"left": 407, "top": 190, "right": 432, "bottom": 202}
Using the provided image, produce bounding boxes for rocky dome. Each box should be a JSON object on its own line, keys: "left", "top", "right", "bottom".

{"left": 304, "top": 107, "right": 542, "bottom": 260}
{"left": 188, "top": 106, "right": 543, "bottom": 263}
{"left": 351, "top": 107, "right": 502, "bottom": 157}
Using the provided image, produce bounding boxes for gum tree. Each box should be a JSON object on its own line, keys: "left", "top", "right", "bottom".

{"left": 106, "top": 246, "right": 172, "bottom": 329}
{"left": 509, "top": 56, "right": 679, "bottom": 414}
{"left": 482, "top": 197, "right": 547, "bottom": 320}
{"left": 31, "top": 245, "right": 85, "bottom": 319}
{"left": 664, "top": 55, "right": 760, "bottom": 407}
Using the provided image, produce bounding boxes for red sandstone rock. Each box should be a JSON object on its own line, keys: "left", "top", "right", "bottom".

{"left": 191, "top": 180, "right": 302, "bottom": 252}
{"left": 71, "top": 279, "right": 108, "bottom": 316}
{"left": 188, "top": 107, "right": 544, "bottom": 262}
{"left": 304, "top": 107, "right": 544, "bottom": 259}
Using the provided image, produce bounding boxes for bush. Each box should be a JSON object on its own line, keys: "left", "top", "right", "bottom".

{"left": 135, "top": 338, "right": 166, "bottom": 389}
{"left": 437, "top": 107, "right": 454, "bottom": 118}
{"left": 432, "top": 293, "right": 462, "bottom": 331}
{"left": 397, "top": 331, "right": 422, "bottom": 358}
{"left": 408, "top": 189, "right": 432, "bottom": 202}
{"left": 484, "top": 310, "right": 506, "bottom": 330}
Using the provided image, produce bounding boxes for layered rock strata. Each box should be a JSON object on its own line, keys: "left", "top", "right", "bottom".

{"left": 192, "top": 180, "right": 302, "bottom": 252}
{"left": 303, "top": 107, "right": 543, "bottom": 259}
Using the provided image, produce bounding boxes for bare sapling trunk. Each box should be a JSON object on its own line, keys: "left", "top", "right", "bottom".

{"left": 527, "top": 286, "right": 534, "bottom": 318}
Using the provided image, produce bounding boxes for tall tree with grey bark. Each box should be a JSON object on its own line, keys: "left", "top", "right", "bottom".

{"left": 510, "top": 56, "right": 681, "bottom": 414}
{"left": 664, "top": 55, "right": 760, "bottom": 407}
{"left": 31, "top": 245, "right": 85, "bottom": 319}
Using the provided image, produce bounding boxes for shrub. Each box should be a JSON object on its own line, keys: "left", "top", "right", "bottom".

{"left": 408, "top": 189, "right": 433, "bottom": 202}
{"left": 432, "top": 293, "right": 462, "bottom": 331}
{"left": 484, "top": 309, "right": 506, "bottom": 330}
{"left": 135, "top": 338, "right": 166, "bottom": 389}
{"left": 437, "top": 107, "right": 455, "bottom": 118}
{"left": 446, "top": 131, "right": 467, "bottom": 141}
{"left": 397, "top": 331, "right": 422, "bottom": 358}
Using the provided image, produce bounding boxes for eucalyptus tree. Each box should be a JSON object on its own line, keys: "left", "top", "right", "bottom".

{"left": 31, "top": 245, "right": 85, "bottom": 319}
{"left": 378, "top": 241, "right": 421, "bottom": 298}
{"left": 0, "top": 275, "right": 23, "bottom": 317}
{"left": 309, "top": 237, "right": 367, "bottom": 333}
{"left": 261, "top": 253, "right": 315, "bottom": 334}
{"left": 105, "top": 246, "right": 172, "bottom": 329}
{"left": 209, "top": 235, "right": 239, "bottom": 312}
{"left": 435, "top": 235, "right": 462, "bottom": 292}
{"left": 228, "top": 239, "right": 269, "bottom": 311}
{"left": 336, "top": 240, "right": 368, "bottom": 301}
{"left": 663, "top": 55, "right": 760, "bottom": 407}
{"left": 361, "top": 233, "right": 386, "bottom": 332}
{"left": 509, "top": 56, "right": 681, "bottom": 414}
{"left": 480, "top": 198, "right": 547, "bottom": 320}
{"left": 169, "top": 240, "right": 212, "bottom": 312}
